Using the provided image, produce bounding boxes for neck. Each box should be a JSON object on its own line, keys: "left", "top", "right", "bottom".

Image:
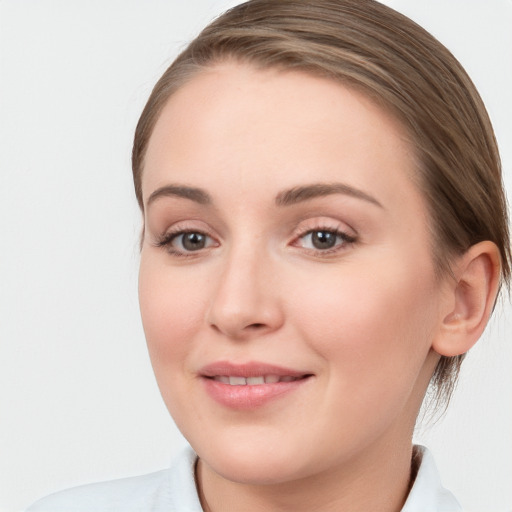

{"left": 196, "top": 439, "right": 415, "bottom": 512}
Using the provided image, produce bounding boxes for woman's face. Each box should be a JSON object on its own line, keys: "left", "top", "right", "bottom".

{"left": 139, "top": 63, "right": 446, "bottom": 484}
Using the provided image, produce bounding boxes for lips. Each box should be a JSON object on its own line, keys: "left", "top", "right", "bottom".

{"left": 199, "top": 361, "right": 312, "bottom": 409}
{"left": 200, "top": 361, "right": 308, "bottom": 378}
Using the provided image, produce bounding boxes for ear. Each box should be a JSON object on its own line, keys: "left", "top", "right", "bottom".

{"left": 433, "top": 241, "right": 502, "bottom": 357}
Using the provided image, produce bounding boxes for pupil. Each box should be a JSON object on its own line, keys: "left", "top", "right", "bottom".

{"left": 183, "top": 232, "right": 206, "bottom": 251}
{"left": 312, "top": 231, "right": 336, "bottom": 249}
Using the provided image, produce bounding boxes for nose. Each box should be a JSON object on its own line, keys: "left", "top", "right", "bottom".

{"left": 206, "top": 245, "right": 284, "bottom": 340}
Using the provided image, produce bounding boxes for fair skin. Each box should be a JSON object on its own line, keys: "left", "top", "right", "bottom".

{"left": 138, "top": 62, "right": 500, "bottom": 512}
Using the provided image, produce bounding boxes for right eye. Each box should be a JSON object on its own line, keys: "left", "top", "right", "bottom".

{"left": 174, "top": 232, "right": 211, "bottom": 251}
{"left": 157, "top": 230, "right": 217, "bottom": 256}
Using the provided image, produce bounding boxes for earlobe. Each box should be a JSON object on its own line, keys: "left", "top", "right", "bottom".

{"left": 433, "top": 241, "right": 502, "bottom": 357}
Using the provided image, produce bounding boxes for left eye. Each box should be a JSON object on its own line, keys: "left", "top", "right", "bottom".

{"left": 298, "top": 230, "right": 352, "bottom": 251}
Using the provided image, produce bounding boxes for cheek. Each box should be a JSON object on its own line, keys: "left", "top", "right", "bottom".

{"left": 289, "top": 258, "right": 439, "bottom": 401}
{"left": 138, "top": 255, "right": 206, "bottom": 370}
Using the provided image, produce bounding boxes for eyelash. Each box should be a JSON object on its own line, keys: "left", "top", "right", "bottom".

{"left": 155, "top": 228, "right": 217, "bottom": 258}
{"left": 154, "top": 225, "right": 357, "bottom": 258}
{"left": 292, "top": 225, "right": 357, "bottom": 256}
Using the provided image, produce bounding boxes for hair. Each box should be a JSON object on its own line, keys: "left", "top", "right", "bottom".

{"left": 132, "top": 0, "right": 511, "bottom": 407}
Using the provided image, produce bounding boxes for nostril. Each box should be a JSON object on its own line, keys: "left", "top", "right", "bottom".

{"left": 248, "top": 323, "right": 265, "bottom": 330}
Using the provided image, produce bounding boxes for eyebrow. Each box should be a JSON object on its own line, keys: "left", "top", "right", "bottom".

{"left": 146, "top": 182, "right": 383, "bottom": 209}
{"left": 275, "top": 183, "right": 383, "bottom": 208}
{"left": 147, "top": 185, "right": 212, "bottom": 207}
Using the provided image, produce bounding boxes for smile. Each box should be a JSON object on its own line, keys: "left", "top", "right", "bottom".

{"left": 211, "top": 375, "right": 301, "bottom": 385}
{"left": 200, "top": 362, "right": 313, "bottom": 409}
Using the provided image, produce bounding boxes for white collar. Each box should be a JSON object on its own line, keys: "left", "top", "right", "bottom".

{"left": 25, "top": 445, "right": 461, "bottom": 511}
{"left": 401, "top": 445, "right": 462, "bottom": 511}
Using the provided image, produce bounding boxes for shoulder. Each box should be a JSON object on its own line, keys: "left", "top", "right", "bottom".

{"left": 25, "top": 469, "right": 172, "bottom": 512}
{"left": 25, "top": 447, "right": 202, "bottom": 512}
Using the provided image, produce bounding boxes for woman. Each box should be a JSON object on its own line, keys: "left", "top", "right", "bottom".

{"left": 26, "top": 0, "right": 510, "bottom": 510}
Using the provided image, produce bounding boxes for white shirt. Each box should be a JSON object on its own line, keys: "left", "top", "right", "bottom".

{"left": 26, "top": 445, "right": 462, "bottom": 512}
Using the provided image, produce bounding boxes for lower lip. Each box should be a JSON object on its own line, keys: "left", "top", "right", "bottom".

{"left": 202, "top": 377, "right": 311, "bottom": 409}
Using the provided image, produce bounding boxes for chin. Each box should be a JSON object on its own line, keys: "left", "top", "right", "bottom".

{"left": 204, "top": 450, "right": 307, "bottom": 485}
{"left": 192, "top": 429, "right": 313, "bottom": 485}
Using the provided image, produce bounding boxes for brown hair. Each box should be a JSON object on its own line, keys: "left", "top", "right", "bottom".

{"left": 132, "top": 0, "right": 511, "bottom": 405}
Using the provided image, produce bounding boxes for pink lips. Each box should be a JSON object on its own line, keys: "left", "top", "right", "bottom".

{"left": 199, "top": 361, "right": 312, "bottom": 409}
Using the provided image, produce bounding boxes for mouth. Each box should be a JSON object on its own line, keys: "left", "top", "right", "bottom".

{"left": 199, "top": 361, "right": 313, "bottom": 409}
{"left": 199, "top": 361, "right": 312, "bottom": 382}
{"left": 209, "top": 375, "right": 305, "bottom": 385}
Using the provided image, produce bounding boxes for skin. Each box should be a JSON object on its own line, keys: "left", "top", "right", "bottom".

{"left": 138, "top": 62, "right": 498, "bottom": 512}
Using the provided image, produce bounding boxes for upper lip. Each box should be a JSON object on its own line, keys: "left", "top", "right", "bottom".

{"left": 199, "top": 361, "right": 310, "bottom": 378}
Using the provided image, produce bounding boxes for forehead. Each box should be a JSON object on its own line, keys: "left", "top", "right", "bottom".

{"left": 143, "top": 62, "right": 421, "bottom": 212}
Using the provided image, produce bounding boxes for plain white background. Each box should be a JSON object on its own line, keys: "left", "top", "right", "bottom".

{"left": 0, "top": 1, "right": 511, "bottom": 511}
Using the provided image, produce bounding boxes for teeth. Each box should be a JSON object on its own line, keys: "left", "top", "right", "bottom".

{"left": 213, "top": 375, "right": 300, "bottom": 385}
{"left": 229, "top": 376, "right": 247, "bottom": 386}
{"left": 246, "top": 376, "right": 265, "bottom": 385}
